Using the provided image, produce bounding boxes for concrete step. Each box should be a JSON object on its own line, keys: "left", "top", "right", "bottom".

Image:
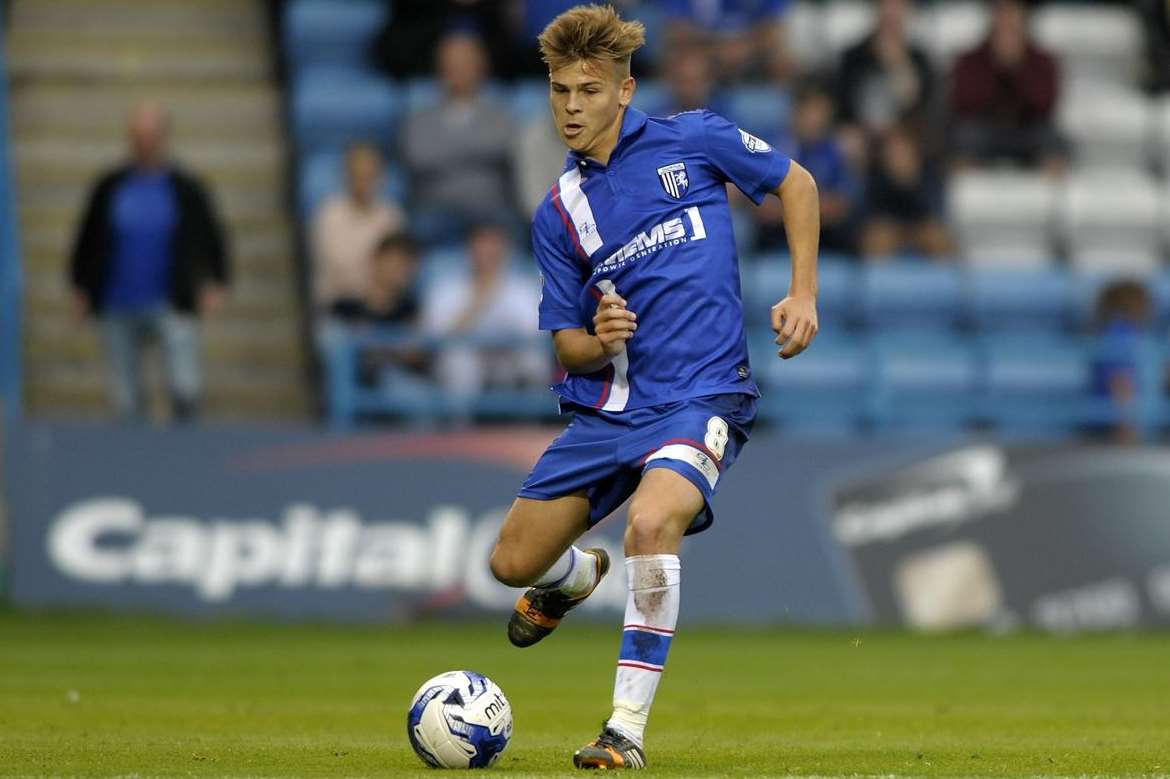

{"left": 11, "top": 86, "right": 285, "bottom": 140}
{"left": 22, "top": 275, "right": 299, "bottom": 319}
{"left": 24, "top": 327, "right": 303, "bottom": 370}
{"left": 19, "top": 204, "right": 288, "bottom": 237}
{"left": 20, "top": 227, "right": 295, "bottom": 270}
{"left": 24, "top": 378, "right": 309, "bottom": 422}
{"left": 14, "top": 178, "right": 289, "bottom": 221}
{"left": 7, "top": 30, "right": 271, "bottom": 83}
{"left": 12, "top": 138, "right": 284, "bottom": 177}
{"left": 10, "top": 0, "right": 267, "bottom": 36}
{"left": 9, "top": 82, "right": 281, "bottom": 132}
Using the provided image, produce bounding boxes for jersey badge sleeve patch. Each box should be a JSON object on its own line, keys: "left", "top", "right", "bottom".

{"left": 738, "top": 129, "right": 771, "bottom": 153}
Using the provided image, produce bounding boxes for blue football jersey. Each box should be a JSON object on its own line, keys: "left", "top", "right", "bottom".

{"left": 532, "top": 107, "right": 791, "bottom": 411}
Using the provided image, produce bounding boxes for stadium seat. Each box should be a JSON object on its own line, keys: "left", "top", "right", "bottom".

{"left": 1152, "top": 95, "right": 1170, "bottom": 175}
{"left": 1033, "top": 4, "right": 1141, "bottom": 83}
{"left": 822, "top": 1, "right": 876, "bottom": 60}
{"left": 967, "top": 267, "right": 1074, "bottom": 334}
{"left": 742, "top": 254, "right": 857, "bottom": 329}
{"left": 949, "top": 170, "right": 1057, "bottom": 268}
{"left": 921, "top": 1, "right": 989, "bottom": 68}
{"left": 1058, "top": 79, "right": 1153, "bottom": 170}
{"left": 283, "top": 0, "right": 389, "bottom": 73}
{"left": 785, "top": 1, "right": 827, "bottom": 72}
{"left": 1060, "top": 170, "right": 1163, "bottom": 277}
{"left": 726, "top": 86, "right": 790, "bottom": 144}
{"left": 630, "top": 79, "right": 666, "bottom": 116}
{"left": 979, "top": 334, "right": 1110, "bottom": 433}
{"left": 858, "top": 261, "right": 964, "bottom": 331}
{"left": 753, "top": 332, "right": 871, "bottom": 432}
{"left": 512, "top": 80, "right": 551, "bottom": 125}
{"left": 871, "top": 332, "right": 980, "bottom": 431}
{"left": 297, "top": 150, "right": 409, "bottom": 217}
{"left": 290, "top": 69, "right": 404, "bottom": 153}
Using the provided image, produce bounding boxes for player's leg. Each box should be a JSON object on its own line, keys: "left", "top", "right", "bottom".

{"left": 489, "top": 492, "right": 591, "bottom": 588}
{"left": 573, "top": 468, "right": 701, "bottom": 770}
{"left": 490, "top": 492, "right": 611, "bottom": 647}
{"left": 576, "top": 394, "right": 756, "bottom": 769}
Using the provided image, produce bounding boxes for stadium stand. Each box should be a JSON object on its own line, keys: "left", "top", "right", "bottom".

{"left": 273, "top": 0, "right": 1170, "bottom": 436}
{"left": 7, "top": 0, "right": 1167, "bottom": 436}
{"left": 8, "top": 0, "right": 307, "bottom": 420}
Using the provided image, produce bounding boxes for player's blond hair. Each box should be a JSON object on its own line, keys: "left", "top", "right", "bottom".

{"left": 537, "top": 4, "right": 646, "bottom": 80}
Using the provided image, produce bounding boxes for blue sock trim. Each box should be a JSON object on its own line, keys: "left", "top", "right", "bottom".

{"left": 619, "top": 628, "right": 672, "bottom": 667}
{"left": 545, "top": 547, "right": 576, "bottom": 590}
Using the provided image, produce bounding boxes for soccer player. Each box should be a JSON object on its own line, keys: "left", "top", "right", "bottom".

{"left": 488, "top": 4, "right": 819, "bottom": 769}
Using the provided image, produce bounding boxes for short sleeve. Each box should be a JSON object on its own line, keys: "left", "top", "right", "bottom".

{"left": 698, "top": 110, "right": 791, "bottom": 205}
{"left": 532, "top": 207, "right": 587, "bottom": 332}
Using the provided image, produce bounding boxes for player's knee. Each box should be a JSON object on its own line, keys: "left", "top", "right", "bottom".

{"left": 488, "top": 545, "right": 537, "bottom": 588}
{"left": 625, "top": 502, "right": 682, "bottom": 554}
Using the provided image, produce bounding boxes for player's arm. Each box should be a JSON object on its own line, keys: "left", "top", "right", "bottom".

{"left": 770, "top": 160, "right": 819, "bottom": 359}
{"left": 552, "top": 293, "right": 637, "bottom": 374}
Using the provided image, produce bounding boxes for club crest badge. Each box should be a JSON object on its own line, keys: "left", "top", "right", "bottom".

{"left": 657, "top": 162, "right": 689, "bottom": 199}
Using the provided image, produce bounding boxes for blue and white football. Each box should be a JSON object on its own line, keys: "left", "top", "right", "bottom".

{"left": 406, "top": 670, "right": 513, "bottom": 769}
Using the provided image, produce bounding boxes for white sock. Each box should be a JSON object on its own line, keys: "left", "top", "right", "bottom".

{"left": 605, "top": 554, "right": 681, "bottom": 750}
{"left": 532, "top": 545, "right": 597, "bottom": 597}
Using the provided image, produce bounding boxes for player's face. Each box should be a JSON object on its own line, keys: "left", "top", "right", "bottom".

{"left": 548, "top": 59, "right": 634, "bottom": 160}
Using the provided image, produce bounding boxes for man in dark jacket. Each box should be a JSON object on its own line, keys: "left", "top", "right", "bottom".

{"left": 949, "top": 0, "right": 1067, "bottom": 171}
{"left": 70, "top": 100, "right": 229, "bottom": 422}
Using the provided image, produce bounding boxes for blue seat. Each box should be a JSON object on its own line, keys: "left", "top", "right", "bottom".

{"left": 741, "top": 254, "right": 857, "bottom": 329}
{"left": 726, "top": 86, "right": 790, "bottom": 144}
{"left": 283, "top": 0, "right": 389, "bottom": 73}
{"left": 979, "top": 334, "right": 1108, "bottom": 432}
{"left": 631, "top": 79, "right": 667, "bottom": 116}
{"left": 291, "top": 69, "right": 404, "bottom": 153}
{"left": 967, "top": 267, "right": 1073, "bottom": 333}
{"left": 298, "top": 150, "right": 409, "bottom": 217}
{"left": 754, "top": 333, "right": 871, "bottom": 432}
{"left": 512, "top": 80, "right": 551, "bottom": 125}
{"left": 859, "top": 261, "right": 964, "bottom": 330}
{"left": 1148, "top": 271, "right": 1170, "bottom": 330}
{"left": 872, "top": 332, "right": 979, "bottom": 431}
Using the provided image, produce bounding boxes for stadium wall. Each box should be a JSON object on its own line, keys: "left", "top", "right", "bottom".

{"left": 6, "top": 424, "right": 1170, "bottom": 631}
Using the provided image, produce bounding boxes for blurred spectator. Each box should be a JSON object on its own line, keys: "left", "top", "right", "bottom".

{"left": 1091, "top": 280, "right": 1152, "bottom": 444}
{"left": 349, "top": 233, "right": 432, "bottom": 396}
{"left": 949, "top": 0, "right": 1068, "bottom": 173}
{"left": 311, "top": 143, "right": 405, "bottom": 316}
{"left": 69, "top": 100, "right": 229, "bottom": 423}
{"left": 749, "top": 78, "right": 859, "bottom": 253}
{"left": 514, "top": 112, "right": 569, "bottom": 219}
{"left": 421, "top": 223, "right": 546, "bottom": 414}
{"left": 835, "top": 0, "right": 934, "bottom": 144}
{"left": 655, "top": 45, "right": 732, "bottom": 116}
{"left": 372, "top": 0, "right": 517, "bottom": 80}
{"left": 664, "top": 0, "right": 791, "bottom": 82}
{"left": 402, "top": 31, "right": 516, "bottom": 244}
{"left": 860, "top": 125, "right": 950, "bottom": 260}
{"left": 1138, "top": 0, "right": 1170, "bottom": 94}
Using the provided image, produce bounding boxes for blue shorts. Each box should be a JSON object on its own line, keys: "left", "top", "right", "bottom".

{"left": 518, "top": 393, "right": 757, "bottom": 535}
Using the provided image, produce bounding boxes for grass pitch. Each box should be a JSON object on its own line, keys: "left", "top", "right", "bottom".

{"left": 0, "top": 611, "right": 1168, "bottom": 778}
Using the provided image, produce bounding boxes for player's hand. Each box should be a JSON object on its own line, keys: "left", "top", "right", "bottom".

{"left": 771, "top": 294, "right": 818, "bottom": 359}
{"left": 593, "top": 293, "right": 637, "bottom": 358}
